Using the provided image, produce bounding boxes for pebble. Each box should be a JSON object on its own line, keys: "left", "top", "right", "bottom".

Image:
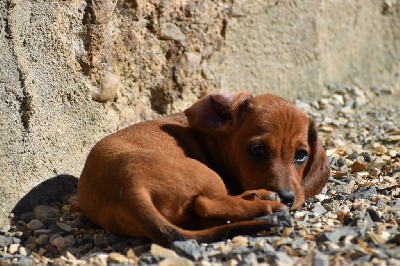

{"left": 50, "top": 236, "right": 75, "bottom": 251}
{"left": 348, "top": 186, "right": 378, "bottom": 201}
{"left": 35, "top": 234, "right": 49, "bottom": 245}
{"left": 311, "top": 204, "right": 328, "bottom": 216}
{"left": 313, "top": 250, "right": 329, "bottom": 266}
{"left": 0, "top": 236, "right": 14, "bottom": 247}
{"left": 159, "top": 257, "right": 194, "bottom": 266}
{"left": 231, "top": 236, "right": 248, "bottom": 247}
{"left": 151, "top": 244, "right": 179, "bottom": 258}
{"left": 171, "top": 240, "right": 203, "bottom": 261}
{"left": 160, "top": 23, "right": 186, "bottom": 43}
{"left": 34, "top": 205, "right": 59, "bottom": 224}
{"left": 55, "top": 221, "right": 73, "bottom": 232}
{"left": 19, "top": 246, "right": 28, "bottom": 256}
{"left": 108, "top": 252, "right": 130, "bottom": 264}
{"left": 276, "top": 251, "right": 295, "bottom": 266}
{"left": 26, "top": 219, "right": 43, "bottom": 231}
{"left": 8, "top": 243, "right": 20, "bottom": 254}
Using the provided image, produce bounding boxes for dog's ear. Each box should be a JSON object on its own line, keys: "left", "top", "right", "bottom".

{"left": 301, "top": 119, "right": 330, "bottom": 198}
{"left": 185, "top": 91, "right": 252, "bottom": 133}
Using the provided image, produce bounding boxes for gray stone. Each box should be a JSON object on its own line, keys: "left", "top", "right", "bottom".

{"left": 317, "top": 227, "right": 365, "bottom": 244}
{"left": 230, "top": 246, "right": 250, "bottom": 254}
{"left": 313, "top": 250, "right": 329, "bottom": 266}
{"left": 254, "top": 210, "right": 294, "bottom": 228}
{"left": 376, "top": 199, "right": 386, "bottom": 208}
{"left": 50, "top": 235, "right": 75, "bottom": 251}
{"left": 311, "top": 204, "right": 328, "bottom": 216}
{"left": 26, "top": 219, "right": 44, "bottom": 230}
{"left": 35, "top": 234, "right": 50, "bottom": 245}
{"left": 242, "top": 252, "right": 258, "bottom": 264}
{"left": 334, "top": 184, "right": 353, "bottom": 194}
{"left": 275, "top": 251, "right": 294, "bottom": 266}
{"left": 56, "top": 221, "right": 73, "bottom": 232}
{"left": 0, "top": 236, "right": 13, "bottom": 247}
{"left": 348, "top": 187, "right": 377, "bottom": 201}
{"left": 8, "top": 256, "right": 33, "bottom": 266}
{"left": 171, "top": 240, "right": 203, "bottom": 261}
{"left": 33, "top": 229, "right": 51, "bottom": 236}
{"left": 388, "top": 199, "right": 400, "bottom": 208}
{"left": 33, "top": 205, "right": 59, "bottom": 224}
{"left": 19, "top": 212, "right": 35, "bottom": 223}
{"left": 93, "top": 233, "right": 108, "bottom": 247}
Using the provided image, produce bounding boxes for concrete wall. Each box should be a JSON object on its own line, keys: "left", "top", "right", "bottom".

{"left": 219, "top": 0, "right": 400, "bottom": 99}
{"left": 1, "top": 0, "right": 399, "bottom": 227}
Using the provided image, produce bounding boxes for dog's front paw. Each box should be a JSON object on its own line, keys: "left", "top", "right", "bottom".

{"left": 240, "top": 189, "right": 281, "bottom": 202}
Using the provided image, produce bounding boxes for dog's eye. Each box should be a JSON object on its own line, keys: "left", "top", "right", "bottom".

{"left": 248, "top": 144, "right": 267, "bottom": 161}
{"left": 294, "top": 149, "right": 308, "bottom": 164}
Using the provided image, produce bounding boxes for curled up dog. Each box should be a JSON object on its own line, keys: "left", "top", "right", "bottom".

{"left": 77, "top": 91, "right": 330, "bottom": 246}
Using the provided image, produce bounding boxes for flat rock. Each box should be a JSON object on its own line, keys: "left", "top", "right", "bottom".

{"left": 35, "top": 234, "right": 50, "bottom": 245}
{"left": 33, "top": 205, "right": 59, "bottom": 224}
{"left": 254, "top": 210, "right": 294, "bottom": 228}
{"left": 50, "top": 236, "right": 75, "bottom": 251}
{"left": 8, "top": 243, "right": 20, "bottom": 254}
{"left": 0, "top": 236, "right": 13, "bottom": 247}
{"left": 150, "top": 244, "right": 179, "bottom": 259}
{"left": 275, "top": 251, "right": 295, "bottom": 266}
{"left": 311, "top": 204, "right": 328, "bottom": 216}
{"left": 108, "top": 252, "right": 130, "bottom": 264}
{"left": 348, "top": 186, "right": 377, "bottom": 201}
{"left": 56, "top": 221, "right": 73, "bottom": 232}
{"left": 171, "top": 240, "right": 203, "bottom": 261}
{"left": 159, "top": 257, "right": 194, "bottom": 266}
{"left": 313, "top": 250, "right": 329, "bottom": 266}
{"left": 317, "top": 226, "right": 365, "bottom": 244}
{"left": 26, "top": 219, "right": 44, "bottom": 231}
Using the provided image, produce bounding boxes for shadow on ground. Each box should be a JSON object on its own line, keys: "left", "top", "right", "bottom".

{"left": 12, "top": 175, "right": 78, "bottom": 217}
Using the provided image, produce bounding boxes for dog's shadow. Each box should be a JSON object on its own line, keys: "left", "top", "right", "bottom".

{"left": 10, "top": 175, "right": 150, "bottom": 260}
{"left": 12, "top": 174, "right": 78, "bottom": 217}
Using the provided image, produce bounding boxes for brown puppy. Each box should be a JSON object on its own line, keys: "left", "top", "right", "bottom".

{"left": 78, "top": 91, "right": 330, "bottom": 246}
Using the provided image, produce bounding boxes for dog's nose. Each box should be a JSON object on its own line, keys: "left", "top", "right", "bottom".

{"left": 277, "top": 189, "right": 295, "bottom": 207}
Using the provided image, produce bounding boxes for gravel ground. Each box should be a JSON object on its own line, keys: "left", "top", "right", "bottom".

{"left": 1, "top": 84, "right": 399, "bottom": 265}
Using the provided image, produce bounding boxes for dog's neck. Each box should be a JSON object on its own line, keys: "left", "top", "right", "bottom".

{"left": 195, "top": 133, "right": 243, "bottom": 195}
{"left": 163, "top": 114, "right": 243, "bottom": 195}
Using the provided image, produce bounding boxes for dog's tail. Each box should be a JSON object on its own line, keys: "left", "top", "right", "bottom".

{"left": 178, "top": 220, "right": 279, "bottom": 244}
{"left": 132, "top": 193, "right": 283, "bottom": 246}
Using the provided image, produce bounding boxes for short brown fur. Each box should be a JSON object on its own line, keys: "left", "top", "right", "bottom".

{"left": 78, "top": 92, "right": 330, "bottom": 246}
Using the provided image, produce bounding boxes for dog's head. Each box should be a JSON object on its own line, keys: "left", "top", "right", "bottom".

{"left": 185, "top": 91, "right": 330, "bottom": 209}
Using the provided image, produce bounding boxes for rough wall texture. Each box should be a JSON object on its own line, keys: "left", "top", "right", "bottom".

{"left": 0, "top": 0, "right": 230, "bottom": 228}
{"left": 0, "top": 0, "right": 399, "bottom": 227}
